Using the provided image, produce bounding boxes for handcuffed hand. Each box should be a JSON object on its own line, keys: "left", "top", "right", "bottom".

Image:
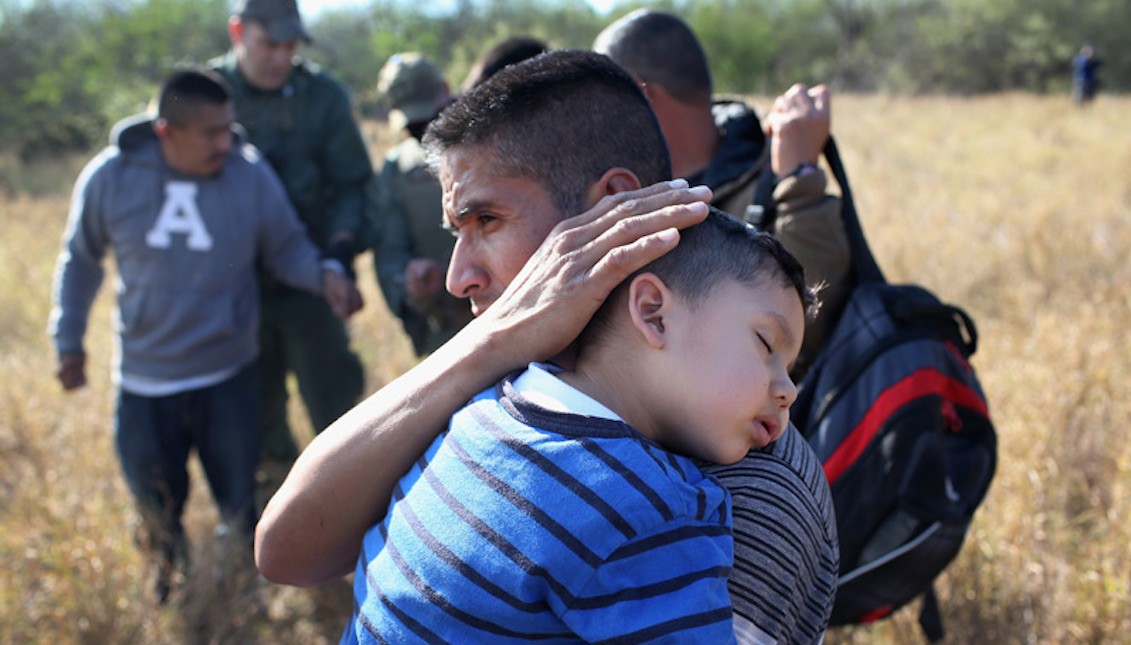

{"left": 405, "top": 258, "right": 445, "bottom": 302}
{"left": 323, "top": 270, "right": 364, "bottom": 319}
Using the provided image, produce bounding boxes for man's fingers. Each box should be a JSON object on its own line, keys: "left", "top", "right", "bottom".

{"left": 589, "top": 226, "right": 682, "bottom": 290}
{"left": 57, "top": 366, "right": 86, "bottom": 390}
{"left": 775, "top": 83, "right": 813, "bottom": 116}
{"left": 330, "top": 293, "right": 347, "bottom": 319}
{"left": 582, "top": 200, "right": 709, "bottom": 286}
{"left": 809, "top": 84, "right": 830, "bottom": 114}
{"left": 774, "top": 84, "right": 805, "bottom": 113}
{"left": 62, "top": 376, "right": 86, "bottom": 391}
{"left": 495, "top": 194, "right": 709, "bottom": 321}
{"left": 555, "top": 179, "right": 694, "bottom": 232}
{"left": 772, "top": 83, "right": 825, "bottom": 120}
{"left": 57, "top": 353, "right": 86, "bottom": 391}
{"left": 343, "top": 285, "right": 363, "bottom": 318}
{"left": 324, "top": 274, "right": 358, "bottom": 319}
{"left": 594, "top": 198, "right": 709, "bottom": 251}
{"left": 513, "top": 181, "right": 710, "bottom": 289}
{"left": 566, "top": 183, "right": 711, "bottom": 246}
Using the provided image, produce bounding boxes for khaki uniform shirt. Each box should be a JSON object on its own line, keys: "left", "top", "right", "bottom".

{"left": 693, "top": 99, "right": 852, "bottom": 378}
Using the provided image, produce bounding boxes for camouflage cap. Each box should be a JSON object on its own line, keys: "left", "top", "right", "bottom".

{"left": 378, "top": 53, "right": 446, "bottom": 131}
{"left": 236, "top": 0, "right": 310, "bottom": 43}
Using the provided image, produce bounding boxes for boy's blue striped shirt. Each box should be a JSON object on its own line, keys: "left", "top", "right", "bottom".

{"left": 343, "top": 368, "right": 736, "bottom": 644}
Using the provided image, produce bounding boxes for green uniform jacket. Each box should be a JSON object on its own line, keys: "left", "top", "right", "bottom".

{"left": 369, "top": 137, "right": 446, "bottom": 314}
{"left": 368, "top": 136, "right": 472, "bottom": 354}
{"left": 211, "top": 53, "right": 372, "bottom": 251}
{"left": 690, "top": 99, "right": 851, "bottom": 378}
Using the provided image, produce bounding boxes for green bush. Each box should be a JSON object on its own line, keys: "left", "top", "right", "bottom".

{"left": 0, "top": 0, "right": 1126, "bottom": 160}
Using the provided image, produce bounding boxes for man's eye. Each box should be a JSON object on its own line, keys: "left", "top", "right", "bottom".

{"left": 477, "top": 214, "right": 498, "bottom": 227}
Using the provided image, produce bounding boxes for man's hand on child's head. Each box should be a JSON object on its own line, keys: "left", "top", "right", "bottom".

{"left": 470, "top": 179, "right": 711, "bottom": 368}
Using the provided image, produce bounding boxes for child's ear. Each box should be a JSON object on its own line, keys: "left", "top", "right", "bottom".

{"left": 627, "top": 272, "right": 672, "bottom": 349}
{"left": 583, "top": 167, "right": 643, "bottom": 209}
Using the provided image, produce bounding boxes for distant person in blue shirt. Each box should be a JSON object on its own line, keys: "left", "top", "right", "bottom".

{"left": 1072, "top": 43, "right": 1102, "bottom": 106}
{"left": 341, "top": 50, "right": 816, "bottom": 644}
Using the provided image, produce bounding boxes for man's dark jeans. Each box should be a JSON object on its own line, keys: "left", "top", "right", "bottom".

{"left": 115, "top": 361, "right": 260, "bottom": 572}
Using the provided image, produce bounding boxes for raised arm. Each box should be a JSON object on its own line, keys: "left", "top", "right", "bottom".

{"left": 254, "top": 180, "right": 711, "bottom": 587}
{"left": 762, "top": 83, "right": 851, "bottom": 375}
{"left": 763, "top": 83, "right": 830, "bottom": 178}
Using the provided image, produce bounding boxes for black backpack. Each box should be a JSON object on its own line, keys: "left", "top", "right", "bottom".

{"left": 754, "top": 138, "right": 997, "bottom": 642}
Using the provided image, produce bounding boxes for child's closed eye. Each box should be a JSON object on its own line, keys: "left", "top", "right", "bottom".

{"left": 756, "top": 332, "right": 773, "bottom": 354}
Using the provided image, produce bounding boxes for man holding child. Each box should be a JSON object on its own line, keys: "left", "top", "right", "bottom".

{"left": 258, "top": 48, "right": 838, "bottom": 643}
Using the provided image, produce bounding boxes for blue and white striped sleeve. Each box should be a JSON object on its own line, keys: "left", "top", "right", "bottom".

{"left": 560, "top": 518, "right": 737, "bottom": 644}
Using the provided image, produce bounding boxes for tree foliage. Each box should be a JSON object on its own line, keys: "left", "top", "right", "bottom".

{"left": 0, "top": 0, "right": 1126, "bottom": 157}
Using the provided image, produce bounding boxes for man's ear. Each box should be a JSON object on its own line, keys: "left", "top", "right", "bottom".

{"left": 228, "top": 16, "right": 244, "bottom": 45}
{"left": 153, "top": 118, "right": 171, "bottom": 141}
{"left": 637, "top": 79, "right": 656, "bottom": 103}
{"left": 627, "top": 272, "right": 672, "bottom": 350}
{"left": 582, "top": 166, "right": 643, "bottom": 209}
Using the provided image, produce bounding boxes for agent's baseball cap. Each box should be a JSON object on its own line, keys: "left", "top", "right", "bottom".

{"left": 236, "top": 0, "right": 311, "bottom": 43}
{"left": 378, "top": 53, "right": 446, "bottom": 131}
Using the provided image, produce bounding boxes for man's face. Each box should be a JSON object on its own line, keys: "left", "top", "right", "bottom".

{"left": 159, "top": 102, "right": 235, "bottom": 177}
{"left": 440, "top": 146, "right": 564, "bottom": 317}
{"left": 232, "top": 19, "right": 298, "bottom": 91}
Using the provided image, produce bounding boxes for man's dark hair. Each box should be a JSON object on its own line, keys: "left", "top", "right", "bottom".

{"left": 579, "top": 207, "right": 818, "bottom": 351}
{"left": 157, "top": 66, "right": 232, "bottom": 127}
{"left": 462, "top": 36, "right": 551, "bottom": 91}
{"left": 593, "top": 9, "right": 712, "bottom": 108}
{"left": 424, "top": 49, "right": 671, "bottom": 217}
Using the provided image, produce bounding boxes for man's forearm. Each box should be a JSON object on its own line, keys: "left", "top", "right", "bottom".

{"left": 254, "top": 316, "right": 522, "bottom": 586}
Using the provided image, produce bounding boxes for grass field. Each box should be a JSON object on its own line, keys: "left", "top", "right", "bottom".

{"left": 2, "top": 93, "right": 1129, "bottom": 644}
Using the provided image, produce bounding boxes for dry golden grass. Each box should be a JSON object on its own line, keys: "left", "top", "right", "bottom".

{"left": 2, "top": 94, "right": 1129, "bottom": 644}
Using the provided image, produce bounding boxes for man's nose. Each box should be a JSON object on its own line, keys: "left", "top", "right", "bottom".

{"left": 271, "top": 47, "right": 291, "bottom": 67}
{"left": 445, "top": 241, "right": 487, "bottom": 299}
{"left": 215, "top": 133, "right": 233, "bottom": 156}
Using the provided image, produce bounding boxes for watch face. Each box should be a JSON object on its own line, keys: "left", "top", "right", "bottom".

{"left": 793, "top": 162, "right": 818, "bottom": 178}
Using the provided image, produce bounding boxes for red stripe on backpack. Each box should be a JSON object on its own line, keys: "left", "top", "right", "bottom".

{"left": 823, "top": 368, "right": 989, "bottom": 485}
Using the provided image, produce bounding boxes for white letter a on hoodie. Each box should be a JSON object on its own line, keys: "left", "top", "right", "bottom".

{"left": 146, "top": 181, "right": 214, "bottom": 251}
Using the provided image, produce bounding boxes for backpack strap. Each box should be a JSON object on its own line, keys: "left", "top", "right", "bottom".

{"left": 748, "top": 160, "right": 778, "bottom": 232}
{"left": 748, "top": 136, "right": 885, "bottom": 285}
{"left": 822, "top": 136, "right": 885, "bottom": 284}
{"left": 918, "top": 585, "right": 946, "bottom": 643}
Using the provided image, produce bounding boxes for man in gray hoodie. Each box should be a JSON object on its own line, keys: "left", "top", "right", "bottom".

{"left": 48, "top": 66, "right": 357, "bottom": 602}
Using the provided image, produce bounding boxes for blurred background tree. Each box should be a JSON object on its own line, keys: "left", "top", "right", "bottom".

{"left": 0, "top": 0, "right": 1126, "bottom": 158}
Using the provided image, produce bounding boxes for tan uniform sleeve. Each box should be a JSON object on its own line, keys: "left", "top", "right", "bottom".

{"left": 772, "top": 170, "right": 852, "bottom": 378}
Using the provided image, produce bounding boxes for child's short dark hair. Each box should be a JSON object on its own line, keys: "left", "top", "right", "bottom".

{"left": 580, "top": 207, "right": 819, "bottom": 349}
{"left": 157, "top": 66, "right": 232, "bottom": 127}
